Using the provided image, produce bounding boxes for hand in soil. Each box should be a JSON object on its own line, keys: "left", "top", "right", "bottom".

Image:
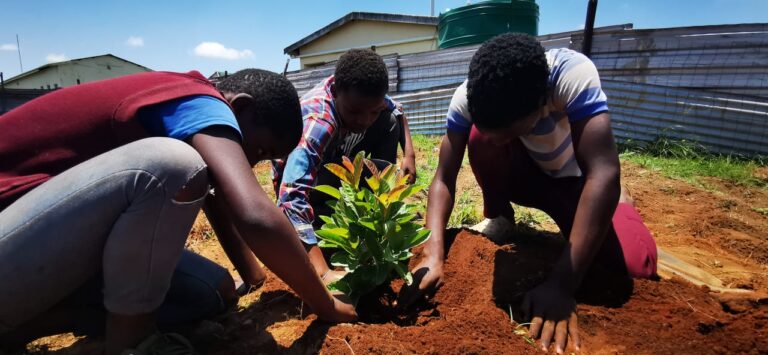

{"left": 397, "top": 257, "right": 444, "bottom": 308}
{"left": 317, "top": 294, "right": 358, "bottom": 323}
{"left": 523, "top": 281, "right": 580, "bottom": 354}
{"left": 401, "top": 155, "right": 417, "bottom": 184}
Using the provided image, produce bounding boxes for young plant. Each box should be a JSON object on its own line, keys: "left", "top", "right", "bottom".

{"left": 314, "top": 151, "right": 430, "bottom": 303}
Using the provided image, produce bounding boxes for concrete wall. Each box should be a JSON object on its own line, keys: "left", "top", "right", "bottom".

{"left": 6, "top": 56, "right": 151, "bottom": 89}
{"left": 298, "top": 20, "right": 437, "bottom": 68}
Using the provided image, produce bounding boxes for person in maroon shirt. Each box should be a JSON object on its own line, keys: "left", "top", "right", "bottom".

{"left": 0, "top": 69, "right": 356, "bottom": 354}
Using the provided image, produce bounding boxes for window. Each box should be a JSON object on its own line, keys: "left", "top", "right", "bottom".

{"left": 77, "top": 79, "right": 81, "bottom": 85}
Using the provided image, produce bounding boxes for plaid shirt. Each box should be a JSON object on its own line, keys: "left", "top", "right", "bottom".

{"left": 272, "top": 76, "right": 396, "bottom": 244}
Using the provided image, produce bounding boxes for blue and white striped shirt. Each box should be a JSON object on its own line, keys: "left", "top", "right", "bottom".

{"left": 446, "top": 48, "right": 609, "bottom": 178}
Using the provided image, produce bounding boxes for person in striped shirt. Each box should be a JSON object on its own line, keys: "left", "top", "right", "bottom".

{"left": 399, "top": 33, "right": 658, "bottom": 353}
{"left": 271, "top": 49, "right": 417, "bottom": 282}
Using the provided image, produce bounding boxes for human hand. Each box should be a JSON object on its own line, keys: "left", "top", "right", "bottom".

{"left": 397, "top": 257, "right": 444, "bottom": 308}
{"left": 523, "top": 280, "right": 580, "bottom": 354}
{"left": 401, "top": 155, "right": 417, "bottom": 185}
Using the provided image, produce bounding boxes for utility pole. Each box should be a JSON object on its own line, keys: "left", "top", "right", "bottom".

{"left": 581, "top": 0, "right": 598, "bottom": 58}
{"left": 431, "top": 0, "right": 435, "bottom": 16}
{"left": 16, "top": 34, "right": 23, "bottom": 73}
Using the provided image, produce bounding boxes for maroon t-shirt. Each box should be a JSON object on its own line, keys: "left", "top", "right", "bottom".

{"left": 0, "top": 70, "right": 227, "bottom": 211}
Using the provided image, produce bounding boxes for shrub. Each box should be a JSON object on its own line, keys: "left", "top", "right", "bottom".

{"left": 314, "top": 151, "right": 430, "bottom": 302}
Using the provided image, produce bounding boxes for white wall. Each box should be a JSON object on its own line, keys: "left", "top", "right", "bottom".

{"left": 7, "top": 56, "right": 151, "bottom": 89}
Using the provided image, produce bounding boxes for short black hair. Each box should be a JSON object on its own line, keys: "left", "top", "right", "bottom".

{"left": 217, "top": 69, "right": 302, "bottom": 144}
{"left": 467, "top": 33, "right": 550, "bottom": 130}
{"left": 334, "top": 49, "right": 389, "bottom": 97}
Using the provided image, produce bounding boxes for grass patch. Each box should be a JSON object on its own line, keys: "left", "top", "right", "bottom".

{"left": 411, "top": 135, "right": 442, "bottom": 187}
{"left": 448, "top": 191, "right": 482, "bottom": 228}
{"left": 619, "top": 137, "right": 767, "bottom": 189}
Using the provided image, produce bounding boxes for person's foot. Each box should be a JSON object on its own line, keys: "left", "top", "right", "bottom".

{"left": 234, "top": 277, "right": 265, "bottom": 297}
{"left": 470, "top": 215, "right": 516, "bottom": 244}
{"left": 619, "top": 185, "right": 635, "bottom": 206}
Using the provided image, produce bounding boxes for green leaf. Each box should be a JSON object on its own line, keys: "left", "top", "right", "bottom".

{"left": 350, "top": 223, "right": 383, "bottom": 263}
{"left": 318, "top": 215, "right": 335, "bottom": 225}
{"left": 352, "top": 151, "right": 365, "bottom": 189}
{"left": 399, "top": 184, "right": 426, "bottom": 200}
{"left": 314, "top": 185, "right": 341, "bottom": 199}
{"left": 391, "top": 262, "right": 412, "bottom": 285}
{"left": 330, "top": 252, "right": 352, "bottom": 268}
{"left": 316, "top": 228, "right": 354, "bottom": 254}
{"left": 406, "top": 229, "right": 431, "bottom": 249}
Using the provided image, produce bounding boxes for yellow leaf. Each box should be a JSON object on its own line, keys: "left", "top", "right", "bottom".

{"left": 366, "top": 176, "right": 380, "bottom": 192}
{"left": 325, "top": 163, "right": 352, "bottom": 185}
{"left": 379, "top": 164, "right": 396, "bottom": 191}
{"left": 397, "top": 174, "right": 409, "bottom": 186}
{"left": 387, "top": 184, "right": 408, "bottom": 202}
{"left": 342, "top": 156, "right": 355, "bottom": 173}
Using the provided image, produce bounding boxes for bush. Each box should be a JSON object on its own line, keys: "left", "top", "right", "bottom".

{"left": 314, "top": 151, "right": 431, "bottom": 303}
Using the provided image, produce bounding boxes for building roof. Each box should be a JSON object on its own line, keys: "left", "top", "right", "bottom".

{"left": 284, "top": 12, "right": 439, "bottom": 56}
{"left": 4, "top": 54, "right": 152, "bottom": 84}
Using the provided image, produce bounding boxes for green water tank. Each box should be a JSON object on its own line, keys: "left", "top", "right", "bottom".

{"left": 438, "top": 0, "right": 539, "bottom": 49}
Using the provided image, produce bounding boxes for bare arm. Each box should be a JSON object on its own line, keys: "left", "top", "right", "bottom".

{"left": 398, "top": 113, "right": 418, "bottom": 184}
{"left": 399, "top": 114, "right": 416, "bottom": 160}
{"left": 399, "top": 129, "right": 469, "bottom": 307}
{"left": 188, "top": 126, "right": 354, "bottom": 321}
{"left": 424, "top": 129, "right": 469, "bottom": 260}
{"left": 203, "top": 194, "right": 265, "bottom": 287}
{"left": 552, "top": 112, "right": 621, "bottom": 290}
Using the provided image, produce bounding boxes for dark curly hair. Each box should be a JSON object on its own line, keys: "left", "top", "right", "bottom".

{"left": 334, "top": 49, "right": 389, "bottom": 97}
{"left": 467, "top": 33, "right": 550, "bottom": 130}
{"left": 217, "top": 69, "right": 302, "bottom": 144}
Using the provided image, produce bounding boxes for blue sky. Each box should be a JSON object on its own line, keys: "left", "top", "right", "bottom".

{"left": 1, "top": 0, "right": 766, "bottom": 79}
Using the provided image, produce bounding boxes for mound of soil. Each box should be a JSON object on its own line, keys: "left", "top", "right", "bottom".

{"left": 27, "top": 229, "right": 768, "bottom": 354}
{"left": 196, "top": 229, "right": 766, "bottom": 354}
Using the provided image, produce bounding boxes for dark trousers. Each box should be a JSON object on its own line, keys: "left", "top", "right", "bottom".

{"left": 467, "top": 126, "right": 657, "bottom": 279}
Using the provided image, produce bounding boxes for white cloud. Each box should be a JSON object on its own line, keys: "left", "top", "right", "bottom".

{"left": 0, "top": 44, "right": 17, "bottom": 51}
{"left": 46, "top": 53, "right": 69, "bottom": 63}
{"left": 193, "top": 42, "right": 253, "bottom": 60}
{"left": 126, "top": 36, "right": 144, "bottom": 47}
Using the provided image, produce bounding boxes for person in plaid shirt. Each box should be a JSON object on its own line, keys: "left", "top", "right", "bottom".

{"left": 272, "top": 49, "right": 417, "bottom": 280}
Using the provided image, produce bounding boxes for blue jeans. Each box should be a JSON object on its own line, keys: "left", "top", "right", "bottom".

{"left": 0, "top": 137, "right": 220, "bottom": 332}
{"left": 70, "top": 250, "right": 230, "bottom": 331}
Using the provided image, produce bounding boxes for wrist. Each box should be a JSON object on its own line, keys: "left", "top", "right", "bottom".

{"left": 311, "top": 291, "right": 338, "bottom": 318}
{"left": 422, "top": 245, "right": 445, "bottom": 263}
{"left": 547, "top": 267, "right": 581, "bottom": 295}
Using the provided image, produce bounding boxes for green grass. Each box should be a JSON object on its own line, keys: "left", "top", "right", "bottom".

{"left": 411, "top": 135, "right": 442, "bottom": 187}
{"left": 448, "top": 191, "right": 482, "bottom": 228}
{"left": 619, "top": 136, "right": 767, "bottom": 189}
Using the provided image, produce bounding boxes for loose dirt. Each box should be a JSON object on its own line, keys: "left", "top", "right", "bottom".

{"left": 22, "top": 160, "right": 768, "bottom": 354}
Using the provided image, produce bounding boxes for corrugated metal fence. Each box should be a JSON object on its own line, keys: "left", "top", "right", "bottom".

{"left": 287, "top": 23, "right": 768, "bottom": 156}
{"left": 286, "top": 54, "right": 399, "bottom": 97}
